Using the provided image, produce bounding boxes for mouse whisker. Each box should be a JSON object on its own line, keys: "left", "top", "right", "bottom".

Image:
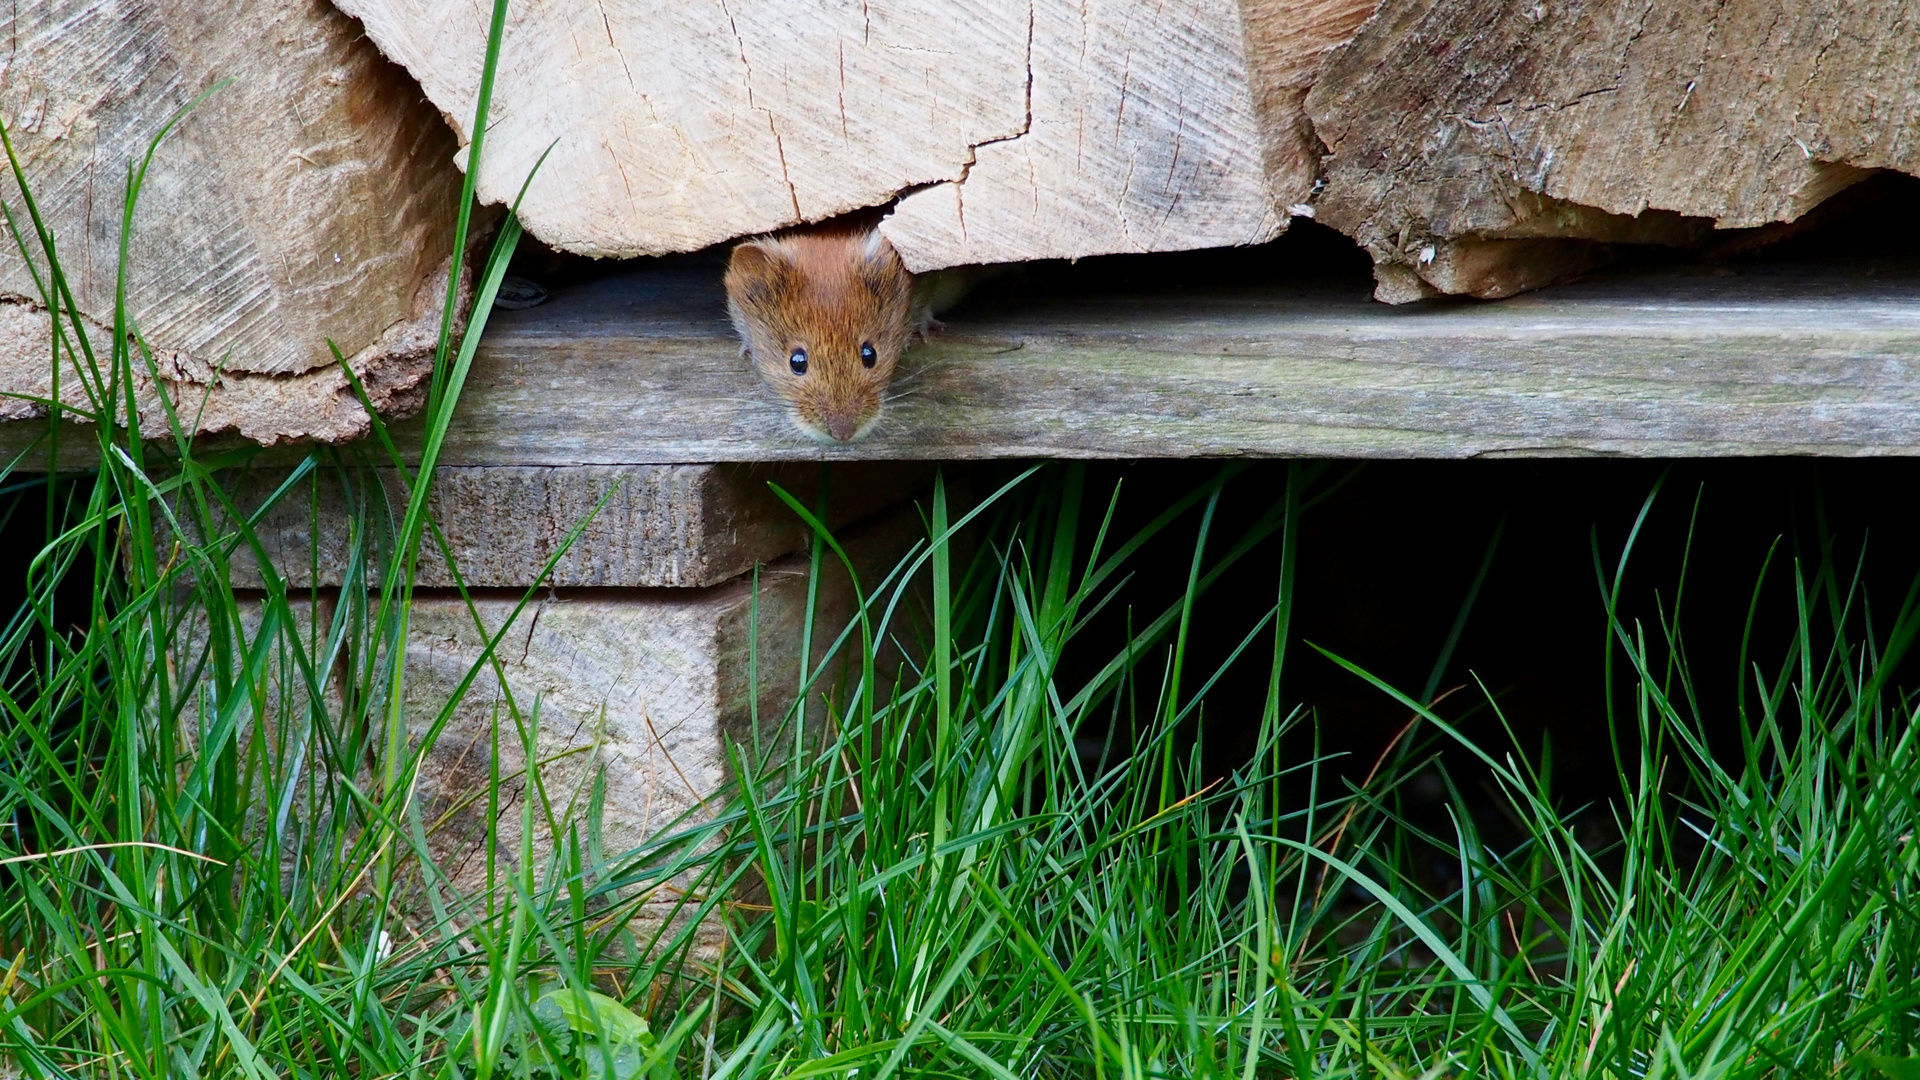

{"left": 899, "top": 353, "right": 963, "bottom": 380}
{"left": 886, "top": 365, "right": 943, "bottom": 393}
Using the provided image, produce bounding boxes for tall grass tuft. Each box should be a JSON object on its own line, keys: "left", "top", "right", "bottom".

{"left": 0, "top": 2, "right": 570, "bottom": 1076}
{"left": 607, "top": 465, "right": 1918, "bottom": 1079}
{"left": 0, "top": 7, "right": 1915, "bottom": 1075}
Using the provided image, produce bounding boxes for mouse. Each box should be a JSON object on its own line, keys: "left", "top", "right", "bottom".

{"left": 724, "top": 224, "right": 940, "bottom": 443}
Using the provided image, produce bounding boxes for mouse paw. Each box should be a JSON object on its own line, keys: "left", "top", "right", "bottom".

{"left": 913, "top": 317, "right": 947, "bottom": 343}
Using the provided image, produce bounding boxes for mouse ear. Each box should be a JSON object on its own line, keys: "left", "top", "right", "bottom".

{"left": 725, "top": 240, "right": 797, "bottom": 311}
{"left": 854, "top": 229, "right": 909, "bottom": 299}
{"left": 856, "top": 229, "right": 901, "bottom": 271}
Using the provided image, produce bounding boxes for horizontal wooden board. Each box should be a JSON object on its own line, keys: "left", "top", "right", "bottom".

{"left": 8, "top": 260, "right": 1920, "bottom": 461}
{"left": 218, "top": 462, "right": 932, "bottom": 589}
{"left": 400, "top": 260, "right": 1920, "bottom": 460}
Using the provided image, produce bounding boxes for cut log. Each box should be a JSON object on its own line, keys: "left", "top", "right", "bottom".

{"left": 224, "top": 462, "right": 933, "bottom": 589}
{"left": 336, "top": 0, "right": 1031, "bottom": 258}
{"left": 335, "top": 0, "right": 1366, "bottom": 268}
{"left": 1238, "top": 0, "right": 1384, "bottom": 207}
{"left": 0, "top": 0, "right": 471, "bottom": 442}
{"left": 880, "top": 0, "right": 1306, "bottom": 270}
{"left": 1307, "top": 0, "right": 1920, "bottom": 301}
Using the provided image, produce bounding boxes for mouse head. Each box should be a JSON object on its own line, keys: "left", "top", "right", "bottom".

{"left": 725, "top": 229, "right": 914, "bottom": 443}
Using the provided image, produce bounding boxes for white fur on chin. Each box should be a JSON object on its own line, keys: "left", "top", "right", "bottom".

{"left": 791, "top": 409, "right": 883, "bottom": 444}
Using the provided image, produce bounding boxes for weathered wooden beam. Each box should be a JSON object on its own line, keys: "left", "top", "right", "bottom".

{"left": 223, "top": 497, "right": 928, "bottom": 946}
{"left": 362, "top": 261, "right": 1920, "bottom": 462}
{"left": 392, "top": 498, "right": 927, "bottom": 907}
{"left": 222, "top": 462, "right": 932, "bottom": 589}
{"left": 11, "top": 260, "right": 1920, "bottom": 462}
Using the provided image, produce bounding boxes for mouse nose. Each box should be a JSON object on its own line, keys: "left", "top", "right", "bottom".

{"left": 825, "top": 413, "right": 858, "bottom": 442}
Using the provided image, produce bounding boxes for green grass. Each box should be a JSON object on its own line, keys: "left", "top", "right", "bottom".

{"left": 0, "top": 6, "right": 1917, "bottom": 1075}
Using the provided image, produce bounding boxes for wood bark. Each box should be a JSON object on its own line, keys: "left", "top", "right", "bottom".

{"left": 335, "top": 0, "right": 1372, "bottom": 269}
{"left": 1238, "top": 0, "right": 1385, "bottom": 209}
{"left": 1307, "top": 0, "right": 1920, "bottom": 301}
{"left": 0, "top": 0, "right": 471, "bottom": 442}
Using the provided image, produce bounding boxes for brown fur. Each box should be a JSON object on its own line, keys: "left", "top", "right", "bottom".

{"left": 724, "top": 226, "right": 917, "bottom": 443}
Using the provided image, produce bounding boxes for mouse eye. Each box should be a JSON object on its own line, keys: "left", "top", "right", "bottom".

{"left": 789, "top": 347, "right": 808, "bottom": 375}
{"left": 859, "top": 342, "right": 877, "bottom": 368}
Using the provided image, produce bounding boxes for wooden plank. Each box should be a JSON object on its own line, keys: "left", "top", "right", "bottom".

{"left": 233, "top": 498, "right": 926, "bottom": 937}
{"left": 222, "top": 462, "right": 933, "bottom": 589}
{"left": 390, "top": 499, "right": 925, "bottom": 905}
{"left": 376, "top": 261, "right": 1920, "bottom": 462}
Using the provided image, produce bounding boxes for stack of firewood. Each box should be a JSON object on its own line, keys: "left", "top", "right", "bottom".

{"left": 5, "top": 0, "right": 1913, "bottom": 440}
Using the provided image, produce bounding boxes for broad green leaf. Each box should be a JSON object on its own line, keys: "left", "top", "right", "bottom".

{"left": 1866, "top": 1055, "right": 1920, "bottom": 1080}
{"left": 537, "top": 987, "right": 654, "bottom": 1046}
